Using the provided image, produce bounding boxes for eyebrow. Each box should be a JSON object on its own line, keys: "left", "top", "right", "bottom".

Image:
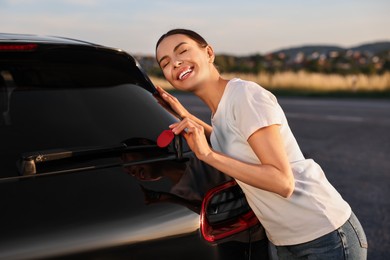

{"left": 158, "top": 42, "right": 188, "bottom": 65}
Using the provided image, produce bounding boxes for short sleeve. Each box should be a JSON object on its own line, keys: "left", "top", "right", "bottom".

{"left": 231, "top": 83, "right": 282, "bottom": 140}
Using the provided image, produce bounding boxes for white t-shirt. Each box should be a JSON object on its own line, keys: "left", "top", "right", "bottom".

{"left": 210, "top": 78, "right": 351, "bottom": 246}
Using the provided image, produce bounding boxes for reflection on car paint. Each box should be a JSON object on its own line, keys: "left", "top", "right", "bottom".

{"left": 121, "top": 137, "right": 230, "bottom": 214}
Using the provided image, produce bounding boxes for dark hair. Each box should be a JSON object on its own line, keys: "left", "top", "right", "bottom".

{"left": 155, "top": 29, "right": 208, "bottom": 53}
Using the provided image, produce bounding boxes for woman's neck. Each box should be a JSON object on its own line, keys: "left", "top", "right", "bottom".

{"left": 194, "top": 75, "right": 229, "bottom": 115}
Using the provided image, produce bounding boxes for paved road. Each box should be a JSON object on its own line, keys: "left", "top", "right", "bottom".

{"left": 174, "top": 93, "right": 390, "bottom": 260}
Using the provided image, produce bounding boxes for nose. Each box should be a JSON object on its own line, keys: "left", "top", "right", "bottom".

{"left": 173, "top": 60, "right": 182, "bottom": 68}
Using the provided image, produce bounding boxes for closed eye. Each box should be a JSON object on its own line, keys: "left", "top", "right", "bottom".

{"left": 161, "top": 61, "right": 170, "bottom": 69}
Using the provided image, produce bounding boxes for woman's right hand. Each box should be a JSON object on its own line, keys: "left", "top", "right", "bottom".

{"left": 155, "top": 85, "right": 190, "bottom": 119}
{"left": 169, "top": 117, "right": 212, "bottom": 161}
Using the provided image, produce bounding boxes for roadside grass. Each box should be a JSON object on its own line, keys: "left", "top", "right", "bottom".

{"left": 149, "top": 71, "right": 390, "bottom": 98}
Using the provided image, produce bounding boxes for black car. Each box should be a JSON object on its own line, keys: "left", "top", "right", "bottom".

{"left": 0, "top": 33, "right": 269, "bottom": 259}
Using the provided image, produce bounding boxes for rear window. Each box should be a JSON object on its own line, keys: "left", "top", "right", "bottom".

{"left": 0, "top": 45, "right": 152, "bottom": 89}
{"left": 0, "top": 45, "right": 177, "bottom": 178}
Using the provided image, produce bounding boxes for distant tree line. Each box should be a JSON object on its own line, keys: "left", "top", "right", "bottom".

{"left": 136, "top": 42, "right": 390, "bottom": 77}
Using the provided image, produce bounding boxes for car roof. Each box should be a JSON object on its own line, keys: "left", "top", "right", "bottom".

{"left": 0, "top": 33, "right": 102, "bottom": 47}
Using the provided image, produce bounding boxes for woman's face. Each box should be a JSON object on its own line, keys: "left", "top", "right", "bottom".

{"left": 156, "top": 34, "right": 214, "bottom": 92}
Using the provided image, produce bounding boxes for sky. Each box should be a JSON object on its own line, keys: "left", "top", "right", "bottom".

{"left": 1, "top": 0, "right": 390, "bottom": 56}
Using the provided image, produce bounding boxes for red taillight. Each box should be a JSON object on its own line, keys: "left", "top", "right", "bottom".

{"left": 200, "top": 180, "right": 259, "bottom": 243}
{"left": 0, "top": 43, "right": 38, "bottom": 52}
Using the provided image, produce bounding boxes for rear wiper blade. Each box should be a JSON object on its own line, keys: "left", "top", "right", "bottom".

{"left": 17, "top": 143, "right": 157, "bottom": 176}
{"left": 0, "top": 150, "right": 192, "bottom": 183}
{"left": 16, "top": 135, "right": 185, "bottom": 177}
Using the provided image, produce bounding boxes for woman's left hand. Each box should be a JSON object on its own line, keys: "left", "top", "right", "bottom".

{"left": 170, "top": 117, "right": 212, "bottom": 160}
{"left": 155, "top": 86, "right": 190, "bottom": 119}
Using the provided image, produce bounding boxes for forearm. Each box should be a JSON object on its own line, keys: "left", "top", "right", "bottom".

{"left": 201, "top": 150, "right": 294, "bottom": 198}
{"left": 174, "top": 112, "right": 294, "bottom": 197}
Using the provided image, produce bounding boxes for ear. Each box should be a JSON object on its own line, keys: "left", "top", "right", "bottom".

{"left": 206, "top": 45, "right": 215, "bottom": 63}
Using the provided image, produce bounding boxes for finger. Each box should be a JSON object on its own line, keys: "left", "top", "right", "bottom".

{"left": 156, "top": 86, "right": 174, "bottom": 100}
{"left": 182, "top": 127, "right": 195, "bottom": 141}
{"left": 171, "top": 120, "right": 193, "bottom": 135}
{"left": 155, "top": 85, "right": 168, "bottom": 97}
{"left": 168, "top": 122, "right": 180, "bottom": 129}
{"left": 171, "top": 124, "right": 188, "bottom": 135}
{"left": 156, "top": 85, "right": 166, "bottom": 94}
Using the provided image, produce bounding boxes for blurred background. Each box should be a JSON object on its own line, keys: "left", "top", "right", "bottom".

{"left": 1, "top": 0, "right": 390, "bottom": 96}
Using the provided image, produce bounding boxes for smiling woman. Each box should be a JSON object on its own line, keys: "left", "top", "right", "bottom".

{"left": 155, "top": 29, "right": 219, "bottom": 94}
{"left": 154, "top": 28, "right": 368, "bottom": 260}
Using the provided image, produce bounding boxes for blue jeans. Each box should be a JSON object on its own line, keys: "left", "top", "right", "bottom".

{"left": 275, "top": 212, "right": 368, "bottom": 259}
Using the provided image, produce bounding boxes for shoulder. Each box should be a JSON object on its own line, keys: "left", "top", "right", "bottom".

{"left": 227, "top": 78, "right": 260, "bottom": 92}
{"left": 223, "top": 79, "right": 283, "bottom": 140}
{"left": 227, "top": 78, "right": 278, "bottom": 105}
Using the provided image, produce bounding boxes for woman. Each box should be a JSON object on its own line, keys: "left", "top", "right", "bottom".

{"left": 155, "top": 28, "right": 367, "bottom": 259}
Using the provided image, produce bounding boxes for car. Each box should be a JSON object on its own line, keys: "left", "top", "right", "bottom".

{"left": 0, "top": 33, "right": 269, "bottom": 259}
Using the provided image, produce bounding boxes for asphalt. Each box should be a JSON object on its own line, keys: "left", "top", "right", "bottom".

{"left": 174, "top": 93, "right": 390, "bottom": 260}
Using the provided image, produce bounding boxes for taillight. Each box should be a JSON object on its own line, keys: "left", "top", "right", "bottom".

{"left": 200, "top": 180, "right": 259, "bottom": 243}
{"left": 0, "top": 43, "right": 38, "bottom": 52}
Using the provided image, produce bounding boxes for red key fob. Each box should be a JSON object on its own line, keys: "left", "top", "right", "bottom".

{"left": 157, "top": 130, "right": 175, "bottom": 148}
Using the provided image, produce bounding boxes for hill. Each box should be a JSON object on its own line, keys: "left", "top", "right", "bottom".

{"left": 270, "top": 41, "right": 390, "bottom": 57}
{"left": 351, "top": 41, "right": 390, "bottom": 54}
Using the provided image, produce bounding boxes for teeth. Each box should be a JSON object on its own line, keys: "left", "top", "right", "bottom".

{"left": 179, "top": 69, "right": 192, "bottom": 79}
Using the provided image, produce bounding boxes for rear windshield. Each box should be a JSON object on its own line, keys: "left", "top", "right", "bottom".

{"left": 0, "top": 45, "right": 153, "bottom": 89}
{"left": 0, "top": 45, "right": 177, "bottom": 177}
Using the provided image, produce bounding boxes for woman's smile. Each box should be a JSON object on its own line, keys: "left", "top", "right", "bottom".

{"left": 177, "top": 66, "right": 194, "bottom": 80}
